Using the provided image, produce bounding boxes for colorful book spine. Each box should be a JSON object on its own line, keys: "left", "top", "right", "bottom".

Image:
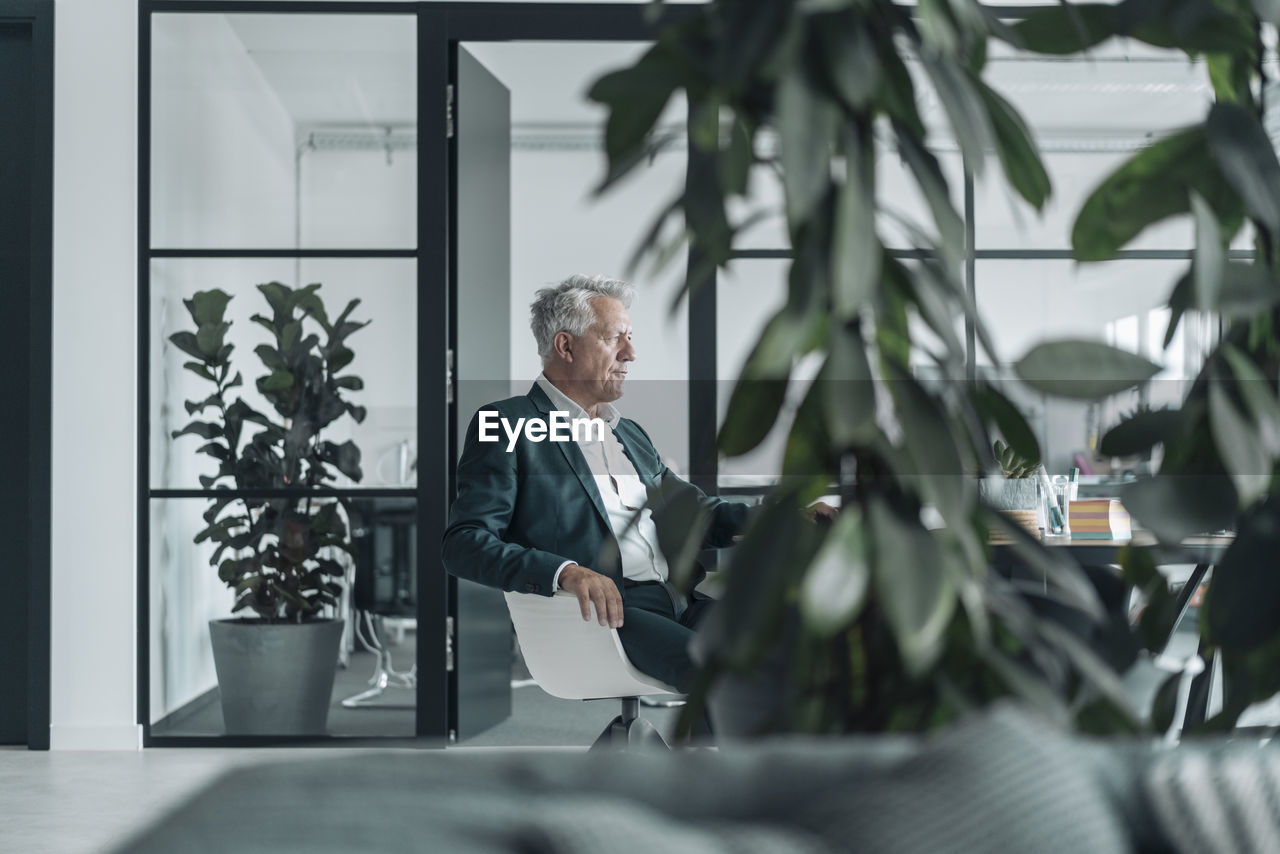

{"left": 1069, "top": 499, "right": 1132, "bottom": 540}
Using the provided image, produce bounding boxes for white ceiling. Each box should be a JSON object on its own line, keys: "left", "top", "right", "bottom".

{"left": 222, "top": 12, "right": 1225, "bottom": 144}
{"left": 227, "top": 14, "right": 417, "bottom": 127}
{"left": 462, "top": 41, "right": 682, "bottom": 128}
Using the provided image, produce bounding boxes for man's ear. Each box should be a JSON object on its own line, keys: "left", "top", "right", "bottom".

{"left": 553, "top": 330, "right": 574, "bottom": 362}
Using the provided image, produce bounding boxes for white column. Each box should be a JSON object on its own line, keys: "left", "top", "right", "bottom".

{"left": 50, "top": 0, "right": 141, "bottom": 750}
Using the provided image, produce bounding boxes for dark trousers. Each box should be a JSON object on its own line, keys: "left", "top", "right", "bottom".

{"left": 615, "top": 580, "right": 715, "bottom": 693}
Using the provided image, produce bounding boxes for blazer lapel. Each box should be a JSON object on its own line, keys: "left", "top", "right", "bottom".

{"left": 613, "top": 419, "right": 658, "bottom": 480}
{"left": 527, "top": 383, "right": 609, "bottom": 528}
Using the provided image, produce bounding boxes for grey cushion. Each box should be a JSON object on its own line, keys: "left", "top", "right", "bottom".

{"left": 118, "top": 705, "right": 1273, "bottom": 854}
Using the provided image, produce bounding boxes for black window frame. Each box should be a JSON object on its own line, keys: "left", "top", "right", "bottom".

{"left": 1, "top": 0, "right": 54, "bottom": 752}
{"left": 137, "top": 0, "right": 694, "bottom": 747}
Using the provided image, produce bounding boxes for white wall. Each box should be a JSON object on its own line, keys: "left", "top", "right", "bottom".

{"left": 148, "top": 13, "right": 302, "bottom": 723}
{"left": 50, "top": 0, "right": 140, "bottom": 750}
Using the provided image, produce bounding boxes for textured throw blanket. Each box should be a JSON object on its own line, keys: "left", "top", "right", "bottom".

{"left": 117, "top": 706, "right": 1280, "bottom": 853}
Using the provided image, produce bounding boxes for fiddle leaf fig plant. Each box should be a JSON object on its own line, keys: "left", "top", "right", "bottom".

{"left": 170, "top": 283, "right": 369, "bottom": 623}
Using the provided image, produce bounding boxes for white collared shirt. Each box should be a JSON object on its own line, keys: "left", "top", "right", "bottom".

{"left": 535, "top": 374, "right": 678, "bottom": 601}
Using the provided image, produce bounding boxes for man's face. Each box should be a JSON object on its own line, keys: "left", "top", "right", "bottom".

{"left": 565, "top": 296, "right": 635, "bottom": 408}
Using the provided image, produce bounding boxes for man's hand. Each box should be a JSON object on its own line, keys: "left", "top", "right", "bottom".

{"left": 805, "top": 501, "right": 839, "bottom": 526}
{"left": 558, "top": 563, "right": 624, "bottom": 628}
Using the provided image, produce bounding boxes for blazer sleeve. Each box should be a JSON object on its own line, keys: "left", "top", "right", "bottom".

{"left": 441, "top": 408, "right": 570, "bottom": 596}
{"left": 627, "top": 420, "right": 752, "bottom": 549}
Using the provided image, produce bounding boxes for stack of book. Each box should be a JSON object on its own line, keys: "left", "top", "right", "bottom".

{"left": 1068, "top": 499, "right": 1132, "bottom": 540}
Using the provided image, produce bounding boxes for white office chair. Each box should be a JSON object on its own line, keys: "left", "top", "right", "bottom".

{"left": 503, "top": 589, "right": 681, "bottom": 750}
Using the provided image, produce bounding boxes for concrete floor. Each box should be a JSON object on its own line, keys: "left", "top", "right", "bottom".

{"left": 0, "top": 746, "right": 343, "bottom": 854}
{"left": 0, "top": 682, "right": 684, "bottom": 854}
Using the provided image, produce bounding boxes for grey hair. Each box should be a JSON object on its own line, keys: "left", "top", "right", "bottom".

{"left": 530, "top": 274, "right": 635, "bottom": 365}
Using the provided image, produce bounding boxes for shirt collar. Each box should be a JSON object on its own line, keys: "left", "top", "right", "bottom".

{"left": 535, "top": 372, "right": 620, "bottom": 428}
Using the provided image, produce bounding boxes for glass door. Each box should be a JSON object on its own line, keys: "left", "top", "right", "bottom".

{"left": 144, "top": 9, "right": 420, "bottom": 741}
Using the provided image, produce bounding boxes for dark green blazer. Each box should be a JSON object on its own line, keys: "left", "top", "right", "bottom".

{"left": 442, "top": 383, "right": 749, "bottom": 596}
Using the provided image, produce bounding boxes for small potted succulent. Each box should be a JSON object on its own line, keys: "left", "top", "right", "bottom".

{"left": 169, "top": 282, "right": 368, "bottom": 734}
{"left": 981, "top": 439, "right": 1043, "bottom": 536}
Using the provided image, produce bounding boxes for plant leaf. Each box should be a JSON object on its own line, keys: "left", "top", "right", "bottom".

{"left": 171, "top": 421, "right": 222, "bottom": 441}
{"left": 868, "top": 498, "right": 954, "bottom": 676}
{"left": 975, "top": 75, "right": 1050, "bottom": 210}
{"left": 831, "top": 126, "right": 880, "bottom": 317}
{"left": 1205, "top": 500, "right": 1280, "bottom": 649}
{"left": 168, "top": 331, "right": 206, "bottom": 362}
{"left": 1209, "top": 372, "right": 1270, "bottom": 506}
{"left": 800, "top": 510, "right": 868, "bottom": 635}
{"left": 196, "top": 321, "right": 230, "bottom": 359}
{"left": 334, "top": 375, "right": 364, "bottom": 391}
{"left": 892, "top": 126, "right": 964, "bottom": 267}
{"left": 817, "top": 14, "right": 880, "bottom": 111}
{"left": 970, "top": 383, "right": 1041, "bottom": 467}
{"left": 719, "top": 300, "right": 823, "bottom": 456}
{"left": 719, "top": 379, "right": 788, "bottom": 458}
{"left": 874, "top": 35, "right": 924, "bottom": 137}
{"left": 1118, "top": 546, "right": 1182, "bottom": 653}
{"left": 185, "top": 289, "right": 232, "bottom": 327}
{"left": 777, "top": 64, "right": 837, "bottom": 229}
{"left": 887, "top": 362, "right": 969, "bottom": 519}
{"left": 700, "top": 489, "right": 821, "bottom": 666}
{"left": 184, "top": 392, "right": 220, "bottom": 416}
{"left": 587, "top": 41, "right": 685, "bottom": 190}
{"left": 320, "top": 440, "right": 363, "bottom": 483}
{"left": 1119, "top": 474, "right": 1237, "bottom": 543}
{"left": 918, "top": 52, "right": 992, "bottom": 176}
{"left": 985, "top": 510, "right": 1104, "bottom": 618}
{"left": 261, "top": 371, "right": 294, "bottom": 392}
{"left": 1099, "top": 408, "right": 1183, "bottom": 457}
{"left": 1008, "top": 3, "right": 1116, "bottom": 54}
{"left": 1221, "top": 343, "right": 1280, "bottom": 456}
{"left": 822, "top": 321, "right": 878, "bottom": 447}
{"left": 182, "top": 360, "right": 216, "bottom": 382}
{"left": 1216, "top": 263, "right": 1280, "bottom": 318}
{"left": 1072, "top": 126, "right": 1239, "bottom": 262}
{"left": 1015, "top": 339, "right": 1161, "bottom": 400}
{"left": 254, "top": 344, "right": 286, "bottom": 371}
{"left": 718, "top": 113, "right": 753, "bottom": 198}
{"left": 1206, "top": 102, "right": 1280, "bottom": 239}
{"left": 1164, "top": 269, "right": 1191, "bottom": 349}
{"left": 1190, "top": 191, "right": 1224, "bottom": 312}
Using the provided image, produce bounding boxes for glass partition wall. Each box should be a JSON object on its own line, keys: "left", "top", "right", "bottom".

{"left": 139, "top": 3, "right": 1230, "bottom": 745}
{"left": 140, "top": 2, "right": 688, "bottom": 747}
{"left": 145, "top": 10, "right": 420, "bottom": 740}
{"left": 709, "top": 37, "right": 1227, "bottom": 491}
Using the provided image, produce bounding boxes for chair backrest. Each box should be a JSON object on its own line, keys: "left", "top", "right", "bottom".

{"left": 503, "top": 590, "right": 679, "bottom": 701}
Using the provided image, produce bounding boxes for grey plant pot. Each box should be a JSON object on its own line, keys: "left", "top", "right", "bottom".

{"left": 208, "top": 618, "right": 344, "bottom": 735}
{"left": 978, "top": 476, "right": 1040, "bottom": 512}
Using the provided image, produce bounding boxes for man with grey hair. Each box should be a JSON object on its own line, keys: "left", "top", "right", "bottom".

{"left": 442, "top": 273, "right": 754, "bottom": 706}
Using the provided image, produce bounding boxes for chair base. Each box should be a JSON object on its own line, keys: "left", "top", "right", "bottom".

{"left": 588, "top": 697, "right": 670, "bottom": 751}
{"left": 589, "top": 715, "right": 670, "bottom": 751}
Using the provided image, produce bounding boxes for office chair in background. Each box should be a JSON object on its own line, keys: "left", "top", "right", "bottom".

{"left": 504, "top": 590, "right": 682, "bottom": 749}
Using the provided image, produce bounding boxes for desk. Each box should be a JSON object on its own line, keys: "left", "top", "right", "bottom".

{"left": 1034, "top": 533, "right": 1232, "bottom": 637}
{"left": 997, "top": 532, "right": 1234, "bottom": 730}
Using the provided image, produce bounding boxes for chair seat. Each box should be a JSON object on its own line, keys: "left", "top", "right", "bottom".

{"left": 503, "top": 590, "right": 679, "bottom": 700}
